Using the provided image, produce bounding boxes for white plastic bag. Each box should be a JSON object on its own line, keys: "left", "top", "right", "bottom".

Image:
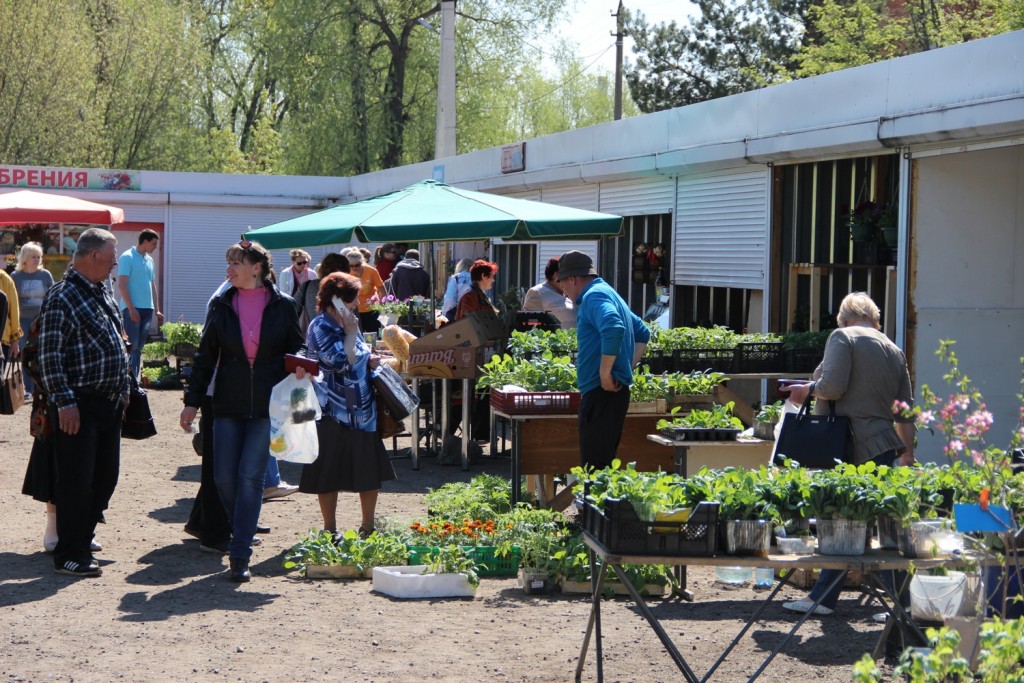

{"left": 269, "top": 374, "right": 321, "bottom": 464}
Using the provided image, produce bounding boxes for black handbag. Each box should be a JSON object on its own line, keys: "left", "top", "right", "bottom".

{"left": 122, "top": 375, "right": 157, "bottom": 440}
{"left": 370, "top": 364, "right": 419, "bottom": 420}
{"left": 775, "top": 391, "right": 851, "bottom": 468}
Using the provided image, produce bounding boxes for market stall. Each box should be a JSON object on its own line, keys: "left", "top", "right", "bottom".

{"left": 245, "top": 179, "right": 624, "bottom": 468}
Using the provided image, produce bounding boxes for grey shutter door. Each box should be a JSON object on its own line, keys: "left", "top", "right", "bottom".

{"left": 541, "top": 185, "right": 599, "bottom": 211}
{"left": 673, "top": 168, "right": 769, "bottom": 289}
{"left": 599, "top": 177, "right": 674, "bottom": 216}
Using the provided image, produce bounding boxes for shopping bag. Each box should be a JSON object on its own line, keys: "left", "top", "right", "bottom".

{"left": 269, "top": 373, "right": 321, "bottom": 464}
{"left": 376, "top": 394, "right": 406, "bottom": 439}
{"left": 122, "top": 375, "right": 157, "bottom": 440}
{"left": 774, "top": 392, "right": 851, "bottom": 468}
{"left": 1, "top": 361, "right": 25, "bottom": 415}
{"left": 370, "top": 364, "right": 419, "bottom": 420}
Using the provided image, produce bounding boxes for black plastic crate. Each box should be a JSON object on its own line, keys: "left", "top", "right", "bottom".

{"left": 734, "top": 342, "right": 784, "bottom": 373}
{"left": 673, "top": 348, "right": 735, "bottom": 374}
{"left": 640, "top": 349, "right": 669, "bottom": 374}
{"left": 581, "top": 498, "right": 720, "bottom": 557}
{"left": 783, "top": 348, "right": 824, "bottom": 373}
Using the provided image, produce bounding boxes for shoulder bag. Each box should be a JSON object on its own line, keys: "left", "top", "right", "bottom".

{"left": 122, "top": 375, "right": 158, "bottom": 440}
{"left": 1, "top": 360, "right": 25, "bottom": 415}
{"left": 370, "top": 364, "right": 419, "bottom": 421}
{"left": 774, "top": 389, "right": 851, "bottom": 468}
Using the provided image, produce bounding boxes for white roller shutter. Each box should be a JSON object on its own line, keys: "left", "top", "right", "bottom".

{"left": 123, "top": 204, "right": 169, "bottom": 223}
{"left": 599, "top": 176, "right": 674, "bottom": 215}
{"left": 674, "top": 168, "right": 769, "bottom": 289}
{"left": 536, "top": 241, "right": 598, "bottom": 282}
{"left": 166, "top": 205, "right": 320, "bottom": 324}
{"left": 540, "top": 185, "right": 598, "bottom": 211}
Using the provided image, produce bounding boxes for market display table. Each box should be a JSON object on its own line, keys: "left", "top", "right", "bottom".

{"left": 576, "top": 536, "right": 969, "bottom": 683}
{"left": 409, "top": 377, "right": 475, "bottom": 470}
{"left": 646, "top": 434, "right": 773, "bottom": 476}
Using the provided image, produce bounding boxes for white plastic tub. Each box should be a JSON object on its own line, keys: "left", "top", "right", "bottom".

{"left": 372, "top": 565, "right": 476, "bottom": 599}
{"left": 910, "top": 571, "right": 980, "bottom": 622}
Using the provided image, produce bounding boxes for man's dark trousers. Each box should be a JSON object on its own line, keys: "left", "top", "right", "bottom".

{"left": 578, "top": 387, "right": 631, "bottom": 468}
{"left": 52, "top": 393, "right": 123, "bottom": 567}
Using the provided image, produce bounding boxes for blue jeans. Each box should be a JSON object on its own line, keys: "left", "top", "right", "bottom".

{"left": 212, "top": 417, "right": 270, "bottom": 560}
{"left": 264, "top": 457, "right": 281, "bottom": 489}
{"left": 809, "top": 450, "right": 902, "bottom": 610}
{"left": 122, "top": 307, "right": 153, "bottom": 378}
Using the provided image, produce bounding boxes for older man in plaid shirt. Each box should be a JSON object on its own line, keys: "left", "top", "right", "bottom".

{"left": 37, "top": 228, "right": 131, "bottom": 578}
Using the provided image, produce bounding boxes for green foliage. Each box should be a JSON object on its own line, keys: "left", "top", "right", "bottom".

{"left": 657, "top": 402, "right": 744, "bottom": 430}
{"left": 141, "top": 342, "right": 171, "bottom": 362}
{"left": 754, "top": 401, "right": 784, "bottom": 423}
{"left": 283, "top": 529, "right": 409, "bottom": 576}
{"left": 506, "top": 328, "right": 577, "bottom": 359}
{"left": 161, "top": 321, "right": 202, "bottom": 348}
{"left": 141, "top": 365, "right": 179, "bottom": 386}
{"left": 421, "top": 545, "right": 481, "bottom": 588}
{"left": 422, "top": 474, "right": 512, "bottom": 521}
{"left": 715, "top": 467, "right": 780, "bottom": 522}
{"left": 476, "top": 352, "right": 577, "bottom": 392}
{"left": 780, "top": 330, "right": 831, "bottom": 351}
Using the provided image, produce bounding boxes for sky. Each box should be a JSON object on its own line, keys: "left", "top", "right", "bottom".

{"left": 542, "top": 0, "right": 691, "bottom": 76}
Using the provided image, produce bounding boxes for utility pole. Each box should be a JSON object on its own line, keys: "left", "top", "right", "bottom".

{"left": 613, "top": 0, "right": 624, "bottom": 120}
{"left": 435, "top": 0, "right": 457, "bottom": 159}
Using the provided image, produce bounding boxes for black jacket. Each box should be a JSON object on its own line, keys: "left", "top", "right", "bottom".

{"left": 389, "top": 259, "right": 431, "bottom": 300}
{"left": 184, "top": 283, "right": 304, "bottom": 418}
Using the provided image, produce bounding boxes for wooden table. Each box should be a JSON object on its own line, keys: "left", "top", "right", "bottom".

{"left": 492, "top": 409, "right": 776, "bottom": 507}
{"left": 576, "top": 536, "right": 980, "bottom": 683}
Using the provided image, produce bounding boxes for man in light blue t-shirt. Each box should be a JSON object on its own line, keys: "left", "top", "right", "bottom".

{"left": 117, "top": 228, "right": 163, "bottom": 377}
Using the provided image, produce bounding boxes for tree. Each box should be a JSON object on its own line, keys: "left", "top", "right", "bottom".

{"left": 623, "top": 0, "right": 809, "bottom": 113}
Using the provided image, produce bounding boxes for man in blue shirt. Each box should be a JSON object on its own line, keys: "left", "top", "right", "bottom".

{"left": 557, "top": 251, "right": 650, "bottom": 468}
{"left": 117, "top": 229, "right": 163, "bottom": 377}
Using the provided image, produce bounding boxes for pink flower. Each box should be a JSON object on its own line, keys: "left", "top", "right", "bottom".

{"left": 970, "top": 450, "right": 986, "bottom": 466}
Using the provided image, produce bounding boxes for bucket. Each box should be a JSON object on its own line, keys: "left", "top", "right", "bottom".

{"left": 724, "top": 520, "right": 772, "bottom": 557}
{"left": 816, "top": 518, "right": 867, "bottom": 555}
{"left": 910, "top": 571, "right": 980, "bottom": 621}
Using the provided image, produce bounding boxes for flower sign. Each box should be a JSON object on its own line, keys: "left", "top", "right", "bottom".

{"left": 368, "top": 294, "right": 410, "bottom": 318}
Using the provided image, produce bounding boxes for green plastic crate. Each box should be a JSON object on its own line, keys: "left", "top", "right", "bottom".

{"left": 407, "top": 545, "right": 522, "bottom": 577}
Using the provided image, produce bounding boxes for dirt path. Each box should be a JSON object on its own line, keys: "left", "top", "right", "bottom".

{"left": 2, "top": 389, "right": 895, "bottom": 682}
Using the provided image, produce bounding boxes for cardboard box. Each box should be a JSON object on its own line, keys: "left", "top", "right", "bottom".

{"left": 407, "top": 310, "right": 504, "bottom": 379}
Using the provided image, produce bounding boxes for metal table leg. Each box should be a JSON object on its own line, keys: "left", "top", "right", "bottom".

{"left": 575, "top": 549, "right": 610, "bottom": 682}
{"left": 441, "top": 379, "right": 450, "bottom": 445}
{"left": 461, "top": 377, "right": 471, "bottom": 470}
{"left": 410, "top": 378, "right": 420, "bottom": 470}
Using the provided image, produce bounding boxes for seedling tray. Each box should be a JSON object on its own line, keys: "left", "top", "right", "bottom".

{"left": 658, "top": 427, "right": 740, "bottom": 442}
{"left": 407, "top": 545, "right": 521, "bottom": 577}
{"left": 490, "top": 389, "right": 581, "bottom": 415}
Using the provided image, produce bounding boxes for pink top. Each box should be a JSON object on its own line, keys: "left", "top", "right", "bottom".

{"left": 234, "top": 287, "right": 269, "bottom": 365}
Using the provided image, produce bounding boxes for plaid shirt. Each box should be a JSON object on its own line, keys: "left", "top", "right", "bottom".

{"left": 38, "top": 267, "right": 130, "bottom": 409}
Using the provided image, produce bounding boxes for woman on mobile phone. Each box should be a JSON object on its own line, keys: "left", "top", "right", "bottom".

{"left": 298, "top": 272, "right": 396, "bottom": 540}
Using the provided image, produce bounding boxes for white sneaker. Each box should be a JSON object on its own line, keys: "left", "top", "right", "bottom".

{"left": 90, "top": 540, "right": 102, "bottom": 552}
{"left": 263, "top": 482, "right": 299, "bottom": 500}
{"left": 872, "top": 612, "right": 889, "bottom": 623}
{"left": 782, "top": 600, "right": 833, "bottom": 616}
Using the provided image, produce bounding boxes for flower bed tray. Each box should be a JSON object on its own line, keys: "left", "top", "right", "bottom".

{"left": 306, "top": 564, "right": 367, "bottom": 580}
{"left": 407, "top": 545, "right": 521, "bottom": 577}
{"left": 657, "top": 427, "right": 740, "bottom": 442}
{"left": 581, "top": 497, "right": 720, "bottom": 557}
{"left": 673, "top": 348, "right": 735, "bottom": 374}
{"left": 734, "top": 342, "right": 784, "bottom": 373}
{"left": 490, "top": 389, "right": 581, "bottom": 415}
{"left": 372, "top": 565, "right": 476, "bottom": 599}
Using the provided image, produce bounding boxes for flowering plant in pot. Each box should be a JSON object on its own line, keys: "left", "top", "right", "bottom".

{"left": 847, "top": 200, "right": 883, "bottom": 243}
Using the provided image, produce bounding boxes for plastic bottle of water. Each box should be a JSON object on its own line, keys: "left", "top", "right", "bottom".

{"left": 716, "top": 566, "right": 751, "bottom": 585}
{"left": 754, "top": 566, "right": 774, "bottom": 589}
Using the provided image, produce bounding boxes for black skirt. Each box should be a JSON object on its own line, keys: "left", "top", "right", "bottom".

{"left": 299, "top": 418, "right": 396, "bottom": 494}
{"left": 22, "top": 434, "right": 56, "bottom": 504}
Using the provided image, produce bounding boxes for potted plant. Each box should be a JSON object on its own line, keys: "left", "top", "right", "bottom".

{"left": 714, "top": 468, "right": 779, "bottom": 557}
{"left": 161, "top": 321, "right": 201, "bottom": 359}
{"left": 878, "top": 202, "right": 899, "bottom": 246}
{"left": 368, "top": 294, "right": 409, "bottom": 327}
{"left": 753, "top": 400, "right": 783, "bottom": 440}
{"left": 805, "top": 464, "right": 881, "bottom": 555}
{"left": 656, "top": 401, "right": 744, "bottom": 441}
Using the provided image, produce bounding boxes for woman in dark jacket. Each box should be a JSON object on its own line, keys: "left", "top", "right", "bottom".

{"left": 179, "top": 239, "right": 304, "bottom": 582}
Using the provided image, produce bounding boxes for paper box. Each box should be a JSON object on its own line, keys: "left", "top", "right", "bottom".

{"left": 407, "top": 310, "right": 504, "bottom": 379}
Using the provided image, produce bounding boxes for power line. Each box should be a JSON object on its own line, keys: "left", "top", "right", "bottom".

{"left": 474, "top": 44, "right": 615, "bottom": 112}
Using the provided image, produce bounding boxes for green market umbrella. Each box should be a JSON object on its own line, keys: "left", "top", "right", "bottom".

{"left": 243, "top": 179, "right": 622, "bottom": 248}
